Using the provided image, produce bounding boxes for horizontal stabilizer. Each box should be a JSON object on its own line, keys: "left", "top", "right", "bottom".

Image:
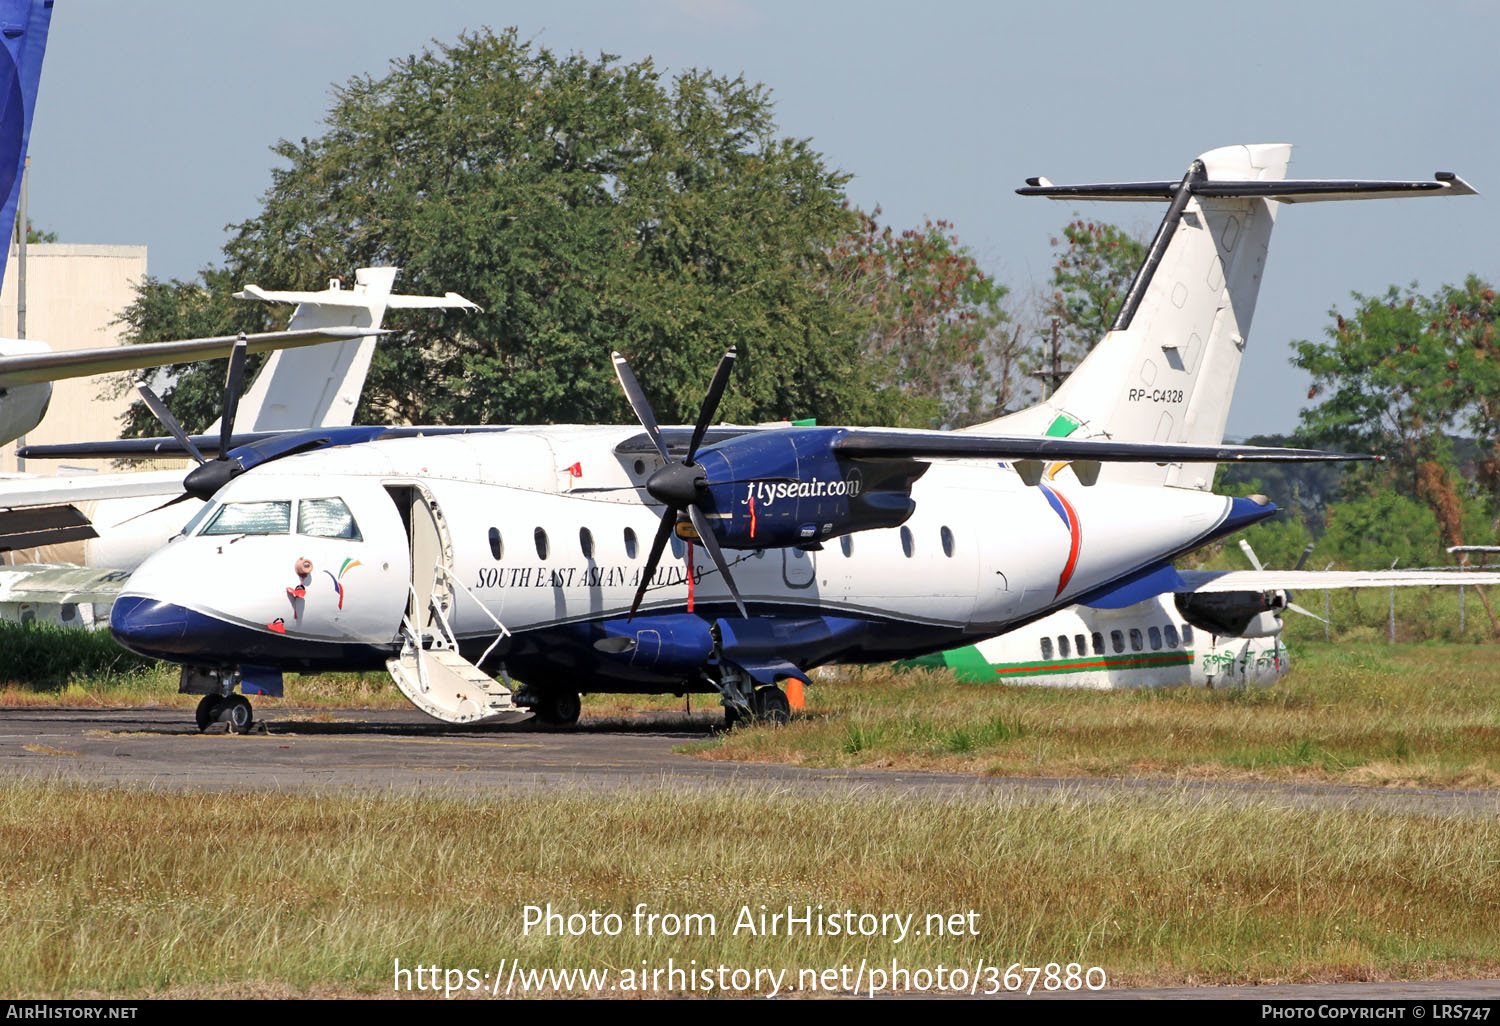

{"left": 235, "top": 283, "right": 480, "bottom": 311}
{"left": 1018, "top": 172, "right": 1477, "bottom": 203}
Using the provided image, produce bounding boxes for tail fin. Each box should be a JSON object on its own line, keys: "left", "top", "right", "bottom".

{"left": 0, "top": 0, "right": 51, "bottom": 288}
{"left": 974, "top": 143, "right": 1476, "bottom": 489}
{"left": 224, "top": 267, "right": 479, "bottom": 431}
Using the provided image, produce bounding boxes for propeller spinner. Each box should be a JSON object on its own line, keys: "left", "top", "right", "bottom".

{"left": 611, "top": 348, "right": 748, "bottom": 620}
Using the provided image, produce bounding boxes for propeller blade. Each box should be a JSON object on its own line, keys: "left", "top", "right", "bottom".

{"left": 685, "top": 347, "right": 736, "bottom": 465}
{"left": 1293, "top": 542, "right": 1315, "bottom": 572}
{"left": 611, "top": 351, "right": 669, "bottom": 463}
{"left": 133, "top": 382, "right": 207, "bottom": 466}
{"left": 628, "top": 512, "right": 677, "bottom": 621}
{"left": 1286, "top": 601, "right": 1329, "bottom": 624}
{"left": 218, "top": 335, "right": 249, "bottom": 454}
{"left": 688, "top": 503, "right": 747, "bottom": 618}
{"left": 1238, "top": 538, "right": 1265, "bottom": 572}
{"left": 109, "top": 490, "right": 195, "bottom": 527}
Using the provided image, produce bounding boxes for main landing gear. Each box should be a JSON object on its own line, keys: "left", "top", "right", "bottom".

{"left": 194, "top": 693, "right": 254, "bottom": 734}
{"left": 717, "top": 672, "right": 792, "bottom": 729}
{"left": 514, "top": 683, "right": 582, "bottom": 727}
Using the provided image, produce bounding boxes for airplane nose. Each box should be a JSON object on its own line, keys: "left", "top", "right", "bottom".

{"left": 110, "top": 595, "right": 189, "bottom": 656}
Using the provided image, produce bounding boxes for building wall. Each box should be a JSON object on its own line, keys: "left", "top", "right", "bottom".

{"left": 0, "top": 243, "right": 149, "bottom": 475}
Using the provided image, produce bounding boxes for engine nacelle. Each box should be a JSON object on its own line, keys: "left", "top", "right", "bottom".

{"left": 594, "top": 614, "right": 714, "bottom": 672}
{"left": 1174, "top": 590, "right": 1286, "bottom": 638}
{"left": 693, "top": 428, "right": 926, "bottom": 549}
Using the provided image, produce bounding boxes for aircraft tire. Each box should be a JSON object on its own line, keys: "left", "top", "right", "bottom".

{"left": 536, "top": 689, "right": 581, "bottom": 727}
{"left": 217, "top": 694, "right": 254, "bottom": 734}
{"left": 194, "top": 694, "right": 219, "bottom": 733}
{"left": 749, "top": 685, "right": 790, "bottom": 726}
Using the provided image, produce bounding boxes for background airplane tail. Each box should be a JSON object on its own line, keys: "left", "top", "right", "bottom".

{"left": 226, "top": 267, "right": 480, "bottom": 432}
{"left": 0, "top": 0, "right": 52, "bottom": 288}
{"left": 971, "top": 143, "right": 1474, "bottom": 490}
{"left": 974, "top": 143, "right": 1291, "bottom": 490}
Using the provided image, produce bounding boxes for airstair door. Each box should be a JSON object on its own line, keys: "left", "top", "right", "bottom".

{"left": 380, "top": 484, "right": 526, "bottom": 725}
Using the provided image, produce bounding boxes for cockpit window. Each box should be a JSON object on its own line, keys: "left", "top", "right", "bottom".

{"left": 298, "top": 498, "right": 362, "bottom": 540}
{"left": 177, "top": 501, "right": 218, "bottom": 538}
{"left": 200, "top": 501, "right": 291, "bottom": 536}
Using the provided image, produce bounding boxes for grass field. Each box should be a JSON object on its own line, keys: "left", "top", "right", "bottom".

{"left": 3, "top": 624, "right": 1500, "bottom": 996}
{"left": 2, "top": 782, "right": 1498, "bottom": 998}
{"left": 690, "top": 643, "right": 1500, "bottom": 788}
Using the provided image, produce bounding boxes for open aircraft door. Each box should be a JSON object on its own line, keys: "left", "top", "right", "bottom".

{"left": 382, "top": 482, "right": 527, "bottom": 725}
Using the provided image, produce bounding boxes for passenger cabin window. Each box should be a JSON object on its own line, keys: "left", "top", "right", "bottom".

{"left": 940, "top": 526, "right": 955, "bottom": 557}
{"left": 1091, "top": 632, "right": 1104, "bottom": 655}
{"left": 1040, "top": 637, "right": 1053, "bottom": 660}
{"left": 1148, "top": 626, "right": 1162, "bottom": 650}
{"left": 624, "top": 527, "right": 638, "bottom": 559}
{"left": 1164, "top": 624, "right": 1180, "bottom": 648}
{"left": 1110, "top": 630, "right": 1124, "bottom": 654}
{"left": 1057, "top": 635, "right": 1070, "bottom": 658}
{"left": 1181, "top": 624, "right": 1194, "bottom": 646}
{"left": 534, "top": 527, "right": 549, "bottom": 560}
{"left": 1075, "top": 633, "right": 1087, "bottom": 656}
{"left": 580, "top": 527, "right": 594, "bottom": 560}
{"left": 201, "top": 501, "right": 291, "bottom": 536}
{"left": 670, "top": 535, "right": 685, "bottom": 559}
{"left": 900, "top": 526, "right": 914, "bottom": 558}
{"left": 488, "top": 528, "right": 503, "bottom": 561}
{"left": 840, "top": 535, "right": 853, "bottom": 558}
{"left": 1129, "top": 628, "right": 1144, "bottom": 652}
{"left": 297, "top": 498, "right": 361, "bottom": 540}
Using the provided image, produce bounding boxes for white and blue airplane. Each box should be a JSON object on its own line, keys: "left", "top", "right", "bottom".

{"left": 89, "top": 144, "right": 1495, "bottom": 733}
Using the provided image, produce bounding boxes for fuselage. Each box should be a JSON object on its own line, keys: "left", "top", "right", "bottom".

{"left": 111, "top": 425, "right": 1272, "bottom": 692}
{"left": 913, "top": 594, "right": 1290, "bottom": 688}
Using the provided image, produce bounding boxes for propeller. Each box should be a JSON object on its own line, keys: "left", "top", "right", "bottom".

{"left": 124, "top": 336, "right": 253, "bottom": 519}
{"left": 611, "top": 348, "right": 748, "bottom": 620}
{"left": 1239, "top": 538, "right": 1327, "bottom": 624}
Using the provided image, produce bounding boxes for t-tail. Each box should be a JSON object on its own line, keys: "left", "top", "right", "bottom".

{"left": 0, "top": 0, "right": 52, "bottom": 289}
{"left": 226, "top": 267, "right": 480, "bottom": 432}
{"left": 971, "top": 143, "right": 1475, "bottom": 489}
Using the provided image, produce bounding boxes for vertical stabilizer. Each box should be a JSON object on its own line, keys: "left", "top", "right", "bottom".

{"left": 0, "top": 0, "right": 50, "bottom": 288}
{"left": 974, "top": 144, "right": 1475, "bottom": 489}
{"left": 226, "top": 267, "right": 479, "bottom": 432}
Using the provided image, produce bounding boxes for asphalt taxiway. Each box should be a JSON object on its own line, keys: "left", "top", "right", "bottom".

{"left": 4, "top": 706, "right": 1500, "bottom": 816}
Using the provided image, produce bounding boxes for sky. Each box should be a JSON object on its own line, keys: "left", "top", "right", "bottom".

{"left": 25, "top": 0, "right": 1500, "bottom": 436}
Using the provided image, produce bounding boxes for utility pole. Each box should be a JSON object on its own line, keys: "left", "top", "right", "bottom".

{"left": 1029, "top": 319, "right": 1071, "bottom": 399}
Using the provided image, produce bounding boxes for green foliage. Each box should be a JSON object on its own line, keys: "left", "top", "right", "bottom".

{"left": 0, "top": 621, "right": 158, "bottom": 688}
{"left": 831, "top": 210, "right": 1021, "bottom": 427}
{"left": 1292, "top": 277, "right": 1500, "bottom": 551}
{"left": 1320, "top": 487, "right": 1445, "bottom": 569}
{"left": 116, "top": 29, "right": 936, "bottom": 434}
{"left": 1045, "top": 218, "right": 1147, "bottom": 364}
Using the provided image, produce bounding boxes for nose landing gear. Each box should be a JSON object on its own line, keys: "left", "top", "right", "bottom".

{"left": 193, "top": 693, "right": 255, "bottom": 734}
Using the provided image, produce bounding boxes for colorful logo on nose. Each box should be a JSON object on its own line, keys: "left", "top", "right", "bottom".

{"left": 324, "top": 558, "right": 362, "bottom": 609}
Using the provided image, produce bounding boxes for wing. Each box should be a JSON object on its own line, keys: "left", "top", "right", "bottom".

{"left": 1177, "top": 569, "right": 1500, "bottom": 592}
{"left": 0, "top": 471, "right": 188, "bottom": 510}
{"left": 0, "top": 327, "right": 387, "bottom": 389}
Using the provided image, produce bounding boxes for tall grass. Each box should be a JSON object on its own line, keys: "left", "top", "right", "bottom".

{"left": 2, "top": 782, "right": 1497, "bottom": 996}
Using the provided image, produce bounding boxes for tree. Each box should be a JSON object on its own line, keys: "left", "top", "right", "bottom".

{"left": 1291, "top": 280, "right": 1500, "bottom": 549}
{"left": 1045, "top": 218, "right": 1147, "bottom": 364}
{"left": 829, "top": 209, "right": 1022, "bottom": 428}
{"left": 115, "top": 29, "right": 912, "bottom": 435}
